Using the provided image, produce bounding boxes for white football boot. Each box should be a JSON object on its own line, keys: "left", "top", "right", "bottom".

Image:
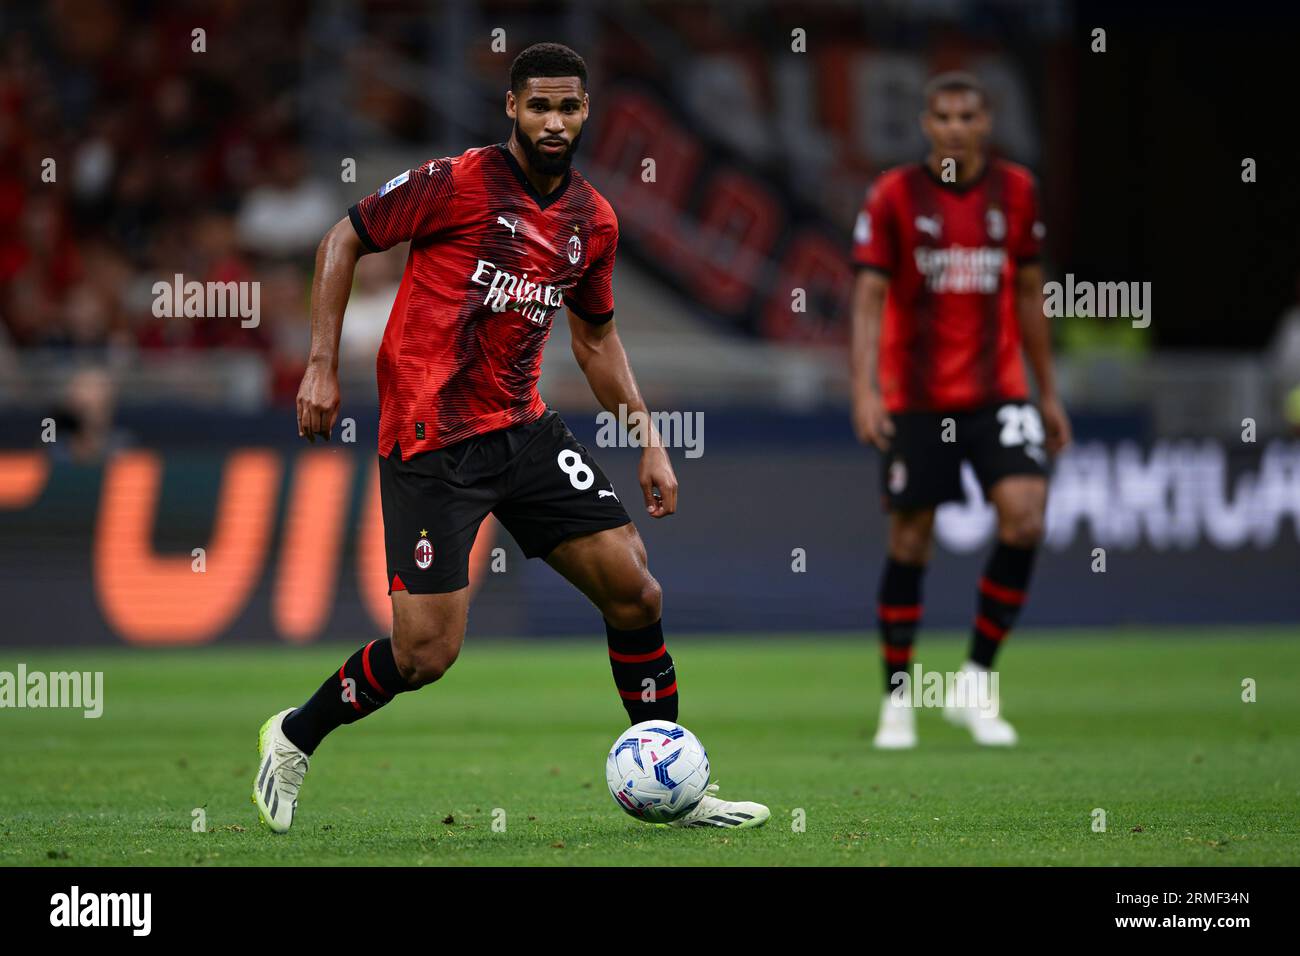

{"left": 669, "top": 784, "right": 770, "bottom": 829}
{"left": 252, "top": 708, "right": 311, "bottom": 833}
{"left": 872, "top": 693, "right": 918, "bottom": 749}
{"left": 943, "top": 661, "right": 1017, "bottom": 746}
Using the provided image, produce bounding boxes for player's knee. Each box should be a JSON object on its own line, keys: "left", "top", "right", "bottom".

{"left": 392, "top": 628, "right": 462, "bottom": 688}
{"left": 890, "top": 520, "right": 934, "bottom": 564}
{"left": 398, "top": 642, "right": 460, "bottom": 688}
{"left": 1000, "top": 510, "right": 1044, "bottom": 548}
{"left": 605, "top": 576, "right": 662, "bottom": 630}
{"left": 891, "top": 537, "right": 929, "bottom": 565}
{"left": 638, "top": 577, "right": 664, "bottom": 622}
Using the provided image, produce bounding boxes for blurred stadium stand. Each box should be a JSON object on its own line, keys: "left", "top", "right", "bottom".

{"left": 1, "top": 0, "right": 1297, "bottom": 643}
{"left": 2, "top": 0, "right": 1297, "bottom": 434}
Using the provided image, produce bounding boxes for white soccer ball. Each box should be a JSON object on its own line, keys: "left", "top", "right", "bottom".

{"left": 605, "top": 720, "right": 711, "bottom": 823}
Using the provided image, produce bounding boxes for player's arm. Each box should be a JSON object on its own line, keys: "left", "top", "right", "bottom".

{"left": 1015, "top": 261, "right": 1071, "bottom": 452}
{"left": 297, "top": 216, "right": 367, "bottom": 443}
{"left": 568, "top": 312, "right": 677, "bottom": 518}
{"left": 849, "top": 268, "right": 894, "bottom": 450}
{"left": 848, "top": 177, "right": 897, "bottom": 450}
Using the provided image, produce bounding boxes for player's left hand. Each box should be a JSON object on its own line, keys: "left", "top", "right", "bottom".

{"left": 639, "top": 444, "right": 677, "bottom": 518}
{"left": 1040, "top": 395, "right": 1072, "bottom": 454}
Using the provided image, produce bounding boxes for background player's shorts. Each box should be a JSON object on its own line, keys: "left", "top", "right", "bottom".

{"left": 378, "top": 408, "right": 632, "bottom": 594}
{"left": 880, "top": 400, "right": 1049, "bottom": 511}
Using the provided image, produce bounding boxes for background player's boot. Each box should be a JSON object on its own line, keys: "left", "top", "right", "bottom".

{"left": 873, "top": 693, "right": 918, "bottom": 749}
{"left": 943, "top": 662, "right": 1018, "bottom": 746}
{"left": 669, "top": 784, "right": 769, "bottom": 829}
{"left": 252, "top": 708, "right": 310, "bottom": 833}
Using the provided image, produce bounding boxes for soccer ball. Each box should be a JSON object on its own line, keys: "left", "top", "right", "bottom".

{"left": 605, "top": 720, "right": 710, "bottom": 823}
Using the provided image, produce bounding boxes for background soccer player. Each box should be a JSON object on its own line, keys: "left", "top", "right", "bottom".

{"left": 850, "top": 71, "right": 1072, "bottom": 749}
{"left": 253, "top": 43, "right": 767, "bottom": 830}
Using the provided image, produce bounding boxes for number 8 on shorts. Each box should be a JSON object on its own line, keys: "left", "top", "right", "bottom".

{"left": 557, "top": 449, "right": 595, "bottom": 490}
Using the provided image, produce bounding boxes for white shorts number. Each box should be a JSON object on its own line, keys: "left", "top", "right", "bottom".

{"left": 996, "top": 404, "right": 1045, "bottom": 447}
{"left": 557, "top": 449, "right": 594, "bottom": 490}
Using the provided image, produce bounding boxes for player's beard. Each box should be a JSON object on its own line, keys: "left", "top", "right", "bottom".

{"left": 514, "top": 123, "right": 583, "bottom": 177}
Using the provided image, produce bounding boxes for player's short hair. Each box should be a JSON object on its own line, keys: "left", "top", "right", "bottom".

{"left": 923, "top": 71, "right": 988, "bottom": 109}
{"left": 510, "top": 43, "right": 588, "bottom": 96}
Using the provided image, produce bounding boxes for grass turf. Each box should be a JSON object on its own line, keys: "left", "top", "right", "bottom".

{"left": 1, "top": 629, "right": 1297, "bottom": 866}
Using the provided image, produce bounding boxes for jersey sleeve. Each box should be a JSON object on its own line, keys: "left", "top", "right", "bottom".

{"left": 348, "top": 158, "right": 457, "bottom": 253}
{"left": 564, "top": 217, "right": 617, "bottom": 325}
{"left": 850, "top": 177, "right": 899, "bottom": 275}
{"left": 1012, "top": 174, "right": 1045, "bottom": 265}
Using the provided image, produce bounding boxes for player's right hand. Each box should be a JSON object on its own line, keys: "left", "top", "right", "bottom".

{"left": 296, "top": 361, "right": 341, "bottom": 443}
{"left": 852, "top": 389, "right": 894, "bottom": 451}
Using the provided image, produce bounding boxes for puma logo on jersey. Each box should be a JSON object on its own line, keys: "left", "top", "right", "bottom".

{"left": 598, "top": 489, "right": 619, "bottom": 501}
{"left": 914, "top": 215, "right": 942, "bottom": 238}
{"left": 497, "top": 216, "right": 519, "bottom": 237}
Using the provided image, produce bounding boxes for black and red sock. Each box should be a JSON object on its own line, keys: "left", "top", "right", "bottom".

{"left": 281, "top": 638, "right": 413, "bottom": 755}
{"left": 969, "top": 543, "right": 1037, "bottom": 668}
{"left": 606, "top": 619, "right": 678, "bottom": 724}
{"left": 878, "top": 559, "right": 925, "bottom": 693}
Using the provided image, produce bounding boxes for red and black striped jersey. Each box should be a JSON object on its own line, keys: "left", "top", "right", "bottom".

{"left": 349, "top": 143, "right": 618, "bottom": 459}
{"left": 851, "top": 158, "right": 1042, "bottom": 414}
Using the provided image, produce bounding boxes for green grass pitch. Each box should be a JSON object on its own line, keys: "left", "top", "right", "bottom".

{"left": 1, "top": 629, "right": 1297, "bottom": 866}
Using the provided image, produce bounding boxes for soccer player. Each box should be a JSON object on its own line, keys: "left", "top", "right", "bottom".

{"left": 849, "top": 72, "right": 1072, "bottom": 748}
{"left": 253, "top": 43, "right": 768, "bottom": 830}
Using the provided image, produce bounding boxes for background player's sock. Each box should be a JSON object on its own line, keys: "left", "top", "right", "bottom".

{"left": 606, "top": 619, "right": 678, "bottom": 723}
{"left": 281, "top": 638, "right": 413, "bottom": 755}
{"left": 878, "top": 558, "right": 925, "bottom": 693}
{"left": 969, "top": 542, "right": 1037, "bottom": 669}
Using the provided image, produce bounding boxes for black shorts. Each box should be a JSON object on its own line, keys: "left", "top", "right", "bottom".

{"left": 880, "top": 400, "right": 1049, "bottom": 511}
{"left": 378, "top": 408, "right": 632, "bottom": 594}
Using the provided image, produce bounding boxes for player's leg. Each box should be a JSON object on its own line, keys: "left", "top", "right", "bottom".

{"left": 880, "top": 508, "right": 935, "bottom": 692}
{"left": 872, "top": 509, "right": 934, "bottom": 749}
{"left": 944, "top": 401, "right": 1049, "bottom": 745}
{"left": 495, "top": 412, "right": 766, "bottom": 827}
{"left": 253, "top": 616, "right": 435, "bottom": 835}
{"left": 390, "top": 588, "right": 469, "bottom": 684}
{"left": 971, "top": 474, "right": 1046, "bottom": 669}
{"left": 543, "top": 523, "right": 676, "bottom": 724}
{"left": 254, "top": 441, "right": 491, "bottom": 832}
{"left": 279, "top": 588, "right": 468, "bottom": 757}
{"left": 281, "top": 444, "right": 484, "bottom": 753}
{"left": 489, "top": 411, "right": 671, "bottom": 722}
{"left": 873, "top": 411, "right": 962, "bottom": 749}
{"left": 544, "top": 525, "right": 767, "bottom": 828}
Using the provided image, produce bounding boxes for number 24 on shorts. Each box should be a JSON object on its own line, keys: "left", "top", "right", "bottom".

{"left": 997, "top": 404, "right": 1045, "bottom": 447}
